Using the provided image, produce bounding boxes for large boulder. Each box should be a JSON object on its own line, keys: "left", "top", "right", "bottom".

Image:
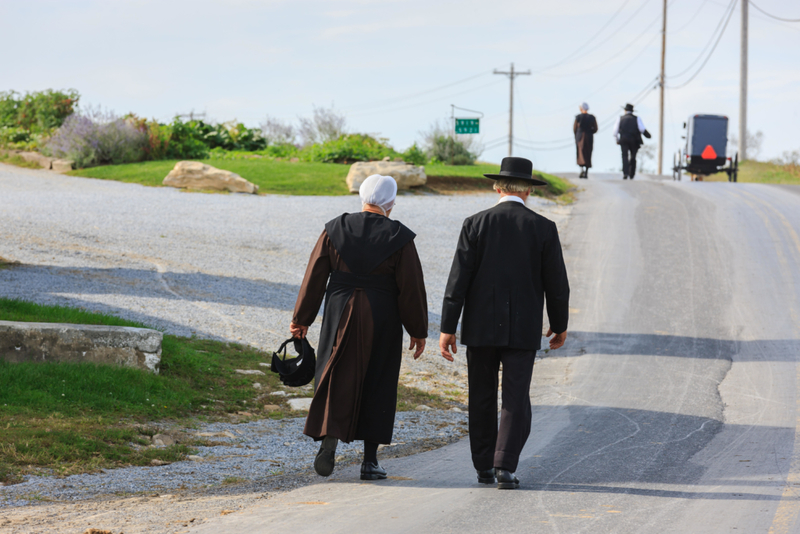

{"left": 345, "top": 161, "right": 426, "bottom": 193}
{"left": 0, "top": 321, "right": 162, "bottom": 373}
{"left": 163, "top": 161, "right": 259, "bottom": 194}
{"left": 19, "top": 151, "right": 54, "bottom": 170}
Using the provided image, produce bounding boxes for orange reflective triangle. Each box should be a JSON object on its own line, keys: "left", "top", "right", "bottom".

{"left": 701, "top": 145, "right": 717, "bottom": 159}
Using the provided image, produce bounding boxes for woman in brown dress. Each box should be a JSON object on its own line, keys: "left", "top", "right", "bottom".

{"left": 574, "top": 102, "right": 598, "bottom": 179}
{"left": 290, "top": 174, "right": 428, "bottom": 480}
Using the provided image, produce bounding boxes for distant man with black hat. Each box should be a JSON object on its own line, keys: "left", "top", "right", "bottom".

{"left": 613, "top": 103, "right": 651, "bottom": 180}
{"left": 439, "top": 157, "right": 570, "bottom": 490}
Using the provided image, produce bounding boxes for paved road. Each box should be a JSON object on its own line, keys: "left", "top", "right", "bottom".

{"left": 189, "top": 173, "right": 800, "bottom": 533}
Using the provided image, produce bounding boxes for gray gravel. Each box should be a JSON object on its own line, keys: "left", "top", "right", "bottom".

{"left": 0, "top": 163, "right": 571, "bottom": 508}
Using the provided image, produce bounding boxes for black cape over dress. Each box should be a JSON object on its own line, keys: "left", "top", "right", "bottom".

{"left": 292, "top": 212, "right": 428, "bottom": 444}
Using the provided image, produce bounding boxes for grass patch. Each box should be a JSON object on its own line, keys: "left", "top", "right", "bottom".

{"left": 0, "top": 256, "right": 19, "bottom": 270}
{"left": 69, "top": 159, "right": 351, "bottom": 196}
{"left": 704, "top": 160, "right": 800, "bottom": 185}
{"left": 0, "top": 151, "right": 41, "bottom": 169}
{"left": 68, "top": 158, "right": 573, "bottom": 200}
{"left": 0, "top": 298, "right": 456, "bottom": 484}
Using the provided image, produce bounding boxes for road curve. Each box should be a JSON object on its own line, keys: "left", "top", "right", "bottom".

{"left": 190, "top": 174, "right": 800, "bottom": 534}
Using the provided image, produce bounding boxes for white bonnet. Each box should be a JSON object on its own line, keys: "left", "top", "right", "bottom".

{"left": 359, "top": 174, "right": 397, "bottom": 214}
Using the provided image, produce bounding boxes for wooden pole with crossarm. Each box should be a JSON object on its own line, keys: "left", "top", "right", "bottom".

{"left": 494, "top": 63, "right": 531, "bottom": 157}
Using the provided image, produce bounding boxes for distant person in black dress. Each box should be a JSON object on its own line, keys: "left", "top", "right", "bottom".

{"left": 613, "top": 103, "right": 651, "bottom": 180}
{"left": 573, "top": 103, "right": 597, "bottom": 179}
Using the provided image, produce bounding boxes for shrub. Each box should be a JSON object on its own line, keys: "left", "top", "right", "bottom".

{"left": 0, "top": 89, "right": 79, "bottom": 133}
{"left": 0, "top": 126, "right": 30, "bottom": 145}
{"left": 401, "top": 143, "right": 427, "bottom": 166}
{"left": 164, "top": 118, "right": 209, "bottom": 160}
{"left": 44, "top": 110, "right": 146, "bottom": 168}
{"left": 428, "top": 135, "right": 477, "bottom": 165}
{"left": 302, "top": 133, "right": 397, "bottom": 164}
{"left": 298, "top": 106, "right": 347, "bottom": 146}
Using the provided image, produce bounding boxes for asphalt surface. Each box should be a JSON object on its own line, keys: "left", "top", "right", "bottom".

{"left": 187, "top": 173, "right": 800, "bottom": 534}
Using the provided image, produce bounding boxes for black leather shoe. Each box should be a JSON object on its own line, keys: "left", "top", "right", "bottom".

{"left": 360, "top": 461, "right": 388, "bottom": 480}
{"left": 496, "top": 469, "right": 520, "bottom": 489}
{"left": 477, "top": 468, "right": 496, "bottom": 484}
{"left": 314, "top": 436, "right": 338, "bottom": 477}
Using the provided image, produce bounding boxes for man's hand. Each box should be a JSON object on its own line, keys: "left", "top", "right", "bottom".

{"left": 408, "top": 337, "right": 426, "bottom": 360}
{"left": 439, "top": 333, "right": 457, "bottom": 362}
{"left": 546, "top": 328, "right": 567, "bottom": 350}
{"left": 290, "top": 322, "right": 308, "bottom": 339}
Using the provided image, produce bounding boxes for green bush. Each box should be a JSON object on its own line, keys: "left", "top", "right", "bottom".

{"left": 0, "top": 89, "right": 79, "bottom": 134}
{"left": 0, "top": 126, "right": 30, "bottom": 145}
{"left": 428, "top": 135, "right": 476, "bottom": 165}
{"left": 401, "top": 143, "right": 428, "bottom": 166}
{"left": 302, "top": 133, "right": 397, "bottom": 163}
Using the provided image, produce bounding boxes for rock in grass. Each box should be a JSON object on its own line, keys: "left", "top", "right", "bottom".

{"left": 235, "top": 369, "right": 265, "bottom": 375}
{"left": 287, "top": 398, "right": 313, "bottom": 411}
{"left": 150, "top": 459, "right": 170, "bottom": 466}
{"left": 264, "top": 404, "right": 281, "bottom": 412}
{"left": 415, "top": 405, "right": 433, "bottom": 411}
{"left": 151, "top": 433, "right": 176, "bottom": 447}
{"left": 52, "top": 159, "right": 74, "bottom": 172}
{"left": 345, "top": 161, "right": 426, "bottom": 193}
{"left": 163, "top": 161, "right": 259, "bottom": 194}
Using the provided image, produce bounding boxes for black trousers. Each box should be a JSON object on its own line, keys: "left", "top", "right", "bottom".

{"left": 467, "top": 346, "right": 536, "bottom": 472}
{"left": 620, "top": 142, "right": 639, "bottom": 178}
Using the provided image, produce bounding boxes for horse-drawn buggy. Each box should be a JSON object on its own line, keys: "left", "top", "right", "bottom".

{"left": 672, "top": 114, "right": 738, "bottom": 182}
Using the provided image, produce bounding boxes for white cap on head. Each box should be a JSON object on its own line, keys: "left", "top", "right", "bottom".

{"left": 359, "top": 174, "right": 397, "bottom": 215}
{"left": 580, "top": 102, "right": 589, "bottom": 111}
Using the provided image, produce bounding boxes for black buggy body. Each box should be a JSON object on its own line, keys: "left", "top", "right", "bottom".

{"left": 673, "top": 114, "right": 738, "bottom": 182}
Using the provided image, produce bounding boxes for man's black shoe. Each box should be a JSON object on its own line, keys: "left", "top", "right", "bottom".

{"left": 496, "top": 469, "right": 520, "bottom": 490}
{"left": 314, "top": 436, "right": 338, "bottom": 477}
{"left": 477, "top": 468, "right": 496, "bottom": 484}
{"left": 360, "top": 461, "right": 388, "bottom": 480}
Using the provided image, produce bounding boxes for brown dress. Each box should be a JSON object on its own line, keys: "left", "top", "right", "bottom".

{"left": 574, "top": 113, "right": 598, "bottom": 167}
{"left": 292, "top": 212, "right": 428, "bottom": 444}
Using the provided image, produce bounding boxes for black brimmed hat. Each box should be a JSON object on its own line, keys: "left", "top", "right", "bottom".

{"left": 483, "top": 157, "right": 547, "bottom": 186}
{"left": 270, "top": 337, "right": 316, "bottom": 387}
{"left": 624, "top": 103, "right": 635, "bottom": 112}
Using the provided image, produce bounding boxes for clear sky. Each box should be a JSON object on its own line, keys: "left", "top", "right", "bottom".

{"left": 2, "top": 0, "right": 798, "bottom": 172}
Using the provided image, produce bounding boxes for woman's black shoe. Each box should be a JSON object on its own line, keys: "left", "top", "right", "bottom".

{"left": 477, "top": 468, "right": 496, "bottom": 484}
{"left": 314, "top": 436, "right": 338, "bottom": 477}
{"left": 360, "top": 461, "right": 388, "bottom": 480}
{"left": 496, "top": 469, "right": 520, "bottom": 489}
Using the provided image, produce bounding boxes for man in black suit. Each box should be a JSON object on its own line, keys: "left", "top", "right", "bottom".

{"left": 439, "top": 157, "right": 570, "bottom": 490}
{"left": 613, "top": 103, "right": 651, "bottom": 180}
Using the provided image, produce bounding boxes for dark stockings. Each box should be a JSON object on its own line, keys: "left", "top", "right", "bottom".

{"left": 364, "top": 441, "right": 379, "bottom": 464}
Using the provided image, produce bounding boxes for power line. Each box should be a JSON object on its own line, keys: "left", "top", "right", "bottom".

{"left": 667, "top": 0, "right": 737, "bottom": 79}
{"left": 535, "top": 0, "right": 658, "bottom": 75}
{"left": 749, "top": 1, "right": 800, "bottom": 22}
{"left": 348, "top": 79, "right": 503, "bottom": 117}
{"left": 529, "top": 0, "right": 636, "bottom": 73}
{"left": 669, "top": 0, "right": 712, "bottom": 34}
{"left": 667, "top": 0, "right": 738, "bottom": 88}
{"left": 343, "top": 71, "right": 491, "bottom": 112}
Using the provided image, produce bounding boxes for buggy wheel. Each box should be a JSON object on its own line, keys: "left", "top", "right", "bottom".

{"left": 733, "top": 152, "right": 739, "bottom": 183}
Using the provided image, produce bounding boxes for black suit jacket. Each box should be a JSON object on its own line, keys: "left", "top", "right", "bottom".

{"left": 441, "top": 200, "right": 570, "bottom": 350}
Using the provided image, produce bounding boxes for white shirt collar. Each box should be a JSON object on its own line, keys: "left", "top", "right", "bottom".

{"left": 498, "top": 195, "right": 525, "bottom": 205}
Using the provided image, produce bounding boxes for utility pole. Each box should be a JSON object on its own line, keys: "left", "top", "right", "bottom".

{"left": 657, "top": 0, "right": 667, "bottom": 175}
{"left": 494, "top": 63, "right": 531, "bottom": 157}
{"left": 739, "top": 0, "right": 748, "bottom": 160}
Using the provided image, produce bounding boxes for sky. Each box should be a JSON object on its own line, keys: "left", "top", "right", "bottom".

{"left": 2, "top": 0, "right": 799, "bottom": 173}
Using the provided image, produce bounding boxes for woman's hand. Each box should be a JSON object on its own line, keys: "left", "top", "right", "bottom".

{"left": 439, "top": 333, "right": 456, "bottom": 362}
{"left": 290, "top": 322, "right": 308, "bottom": 339}
{"left": 408, "top": 337, "right": 426, "bottom": 359}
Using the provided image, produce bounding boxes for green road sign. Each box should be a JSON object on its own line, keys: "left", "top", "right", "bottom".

{"left": 455, "top": 118, "right": 479, "bottom": 134}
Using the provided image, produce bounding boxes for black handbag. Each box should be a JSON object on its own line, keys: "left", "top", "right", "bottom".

{"left": 270, "top": 337, "right": 316, "bottom": 387}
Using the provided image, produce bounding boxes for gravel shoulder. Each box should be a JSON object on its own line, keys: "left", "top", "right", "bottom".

{"left": 0, "top": 163, "right": 572, "bottom": 533}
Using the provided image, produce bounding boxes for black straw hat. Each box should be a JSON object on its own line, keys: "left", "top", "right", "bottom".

{"left": 624, "top": 103, "right": 634, "bottom": 112}
{"left": 270, "top": 337, "right": 316, "bottom": 387}
{"left": 483, "top": 157, "right": 547, "bottom": 186}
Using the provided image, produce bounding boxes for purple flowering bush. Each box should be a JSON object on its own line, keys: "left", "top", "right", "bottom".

{"left": 44, "top": 109, "right": 146, "bottom": 168}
